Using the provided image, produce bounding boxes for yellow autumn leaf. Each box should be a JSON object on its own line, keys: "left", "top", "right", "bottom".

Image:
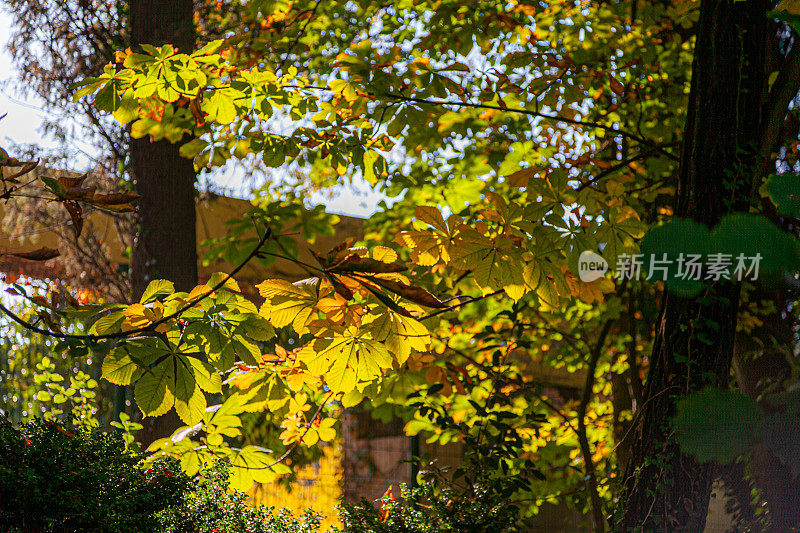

{"left": 450, "top": 229, "right": 525, "bottom": 297}
{"left": 367, "top": 311, "right": 430, "bottom": 365}
{"left": 257, "top": 278, "right": 328, "bottom": 335}
{"left": 303, "top": 428, "right": 320, "bottom": 446}
{"left": 285, "top": 370, "right": 318, "bottom": 392}
{"left": 121, "top": 301, "right": 168, "bottom": 331}
{"left": 298, "top": 327, "right": 393, "bottom": 393}
{"left": 288, "top": 393, "right": 311, "bottom": 414}
{"left": 316, "top": 418, "right": 337, "bottom": 442}
{"left": 316, "top": 293, "right": 363, "bottom": 327}
{"left": 371, "top": 245, "right": 398, "bottom": 263}
{"left": 186, "top": 284, "right": 213, "bottom": 301}
{"left": 395, "top": 207, "right": 459, "bottom": 266}
{"left": 329, "top": 79, "right": 358, "bottom": 102}
{"left": 395, "top": 230, "right": 450, "bottom": 266}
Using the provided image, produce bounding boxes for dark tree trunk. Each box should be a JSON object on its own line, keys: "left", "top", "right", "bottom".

{"left": 733, "top": 290, "right": 800, "bottom": 531}
{"left": 129, "top": 0, "right": 197, "bottom": 447}
{"left": 615, "top": 1, "right": 772, "bottom": 530}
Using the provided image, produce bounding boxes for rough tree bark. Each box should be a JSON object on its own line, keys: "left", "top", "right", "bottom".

{"left": 732, "top": 292, "right": 800, "bottom": 531}
{"left": 616, "top": 1, "right": 773, "bottom": 530}
{"left": 129, "top": 0, "right": 198, "bottom": 447}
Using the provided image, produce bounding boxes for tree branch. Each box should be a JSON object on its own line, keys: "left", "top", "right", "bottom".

{"left": 0, "top": 226, "right": 273, "bottom": 341}
{"left": 575, "top": 143, "right": 679, "bottom": 193}
{"left": 576, "top": 319, "right": 613, "bottom": 533}
{"left": 380, "top": 92, "right": 680, "bottom": 162}
{"left": 277, "top": 0, "right": 324, "bottom": 74}
{"left": 753, "top": 40, "right": 800, "bottom": 196}
{"left": 420, "top": 289, "right": 505, "bottom": 320}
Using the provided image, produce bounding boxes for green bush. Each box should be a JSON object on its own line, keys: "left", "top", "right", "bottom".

{"left": 338, "top": 482, "right": 519, "bottom": 533}
{"left": 0, "top": 417, "right": 524, "bottom": 533}
{"left": 0, "top": 417, "right": 190, "bottom": 532}
{"left": 157, "top": 459, "right": 329, "bottom": 533}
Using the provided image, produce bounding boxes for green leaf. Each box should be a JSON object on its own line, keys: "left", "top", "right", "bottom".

{"left": 230, "top": 445, "right": 280, "bottom": 491}
{"left": 35, "top": 391, "right": 51, "bottom": 402}
{"left": 91, "top": 312, "right": 125, "bottom": 335}
{"left": 174, "top": 385, "right": 206, "bottom": 426}
{"left": 240, "top": 315, "right": 275, "bottom": 342}
{"left": 180, "top": 138, "right": 209, "bottom": 159}
{"left": 140, "top": 279, "right": 175, "bottom": 304}
{"left": 168, "top": 355, "right": 197, "bottom": 402}
{"left": 202, "top": 91, "right": 237, "bottom": 124}
{"left": 640, "top": 219, "right": 710, "bottom": 296}
{"left": 94, "top": 82, "right": 123, "bottom": 112}
{"left": 231, "top": 336, "right": 261, "bottom": 366}
{"left": 134, "top": 362, "right": 175, "bottom": 417}
{"left": 766, "top": 173, "right": 800, "bottom": 217}
{"left": 674, "top": 388, "right": 762, "bottom": 464}
{"left": 187, "top": 357, "right": 222, "bottom": 394}
{"left": 341, "top": 389, "right": 364, "bottom": 408}
{"left": 299, "top": 327, "right": 393, "bottom": 393}
{"left": 111, "top": 94, "right": 140, "bottom": 124}
{"left": 713, "top": 213, "right": 800, "bottom": 278}
{"left": 102, "top": 350, "right": 141, "bottom": 385}
{"left": 41, "top": 176, "right": 67, "bottom": 198}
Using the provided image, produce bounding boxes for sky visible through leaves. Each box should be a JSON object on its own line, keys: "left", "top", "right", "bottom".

{"left": 0, "top": 11, "right": 384, "bottom": 217}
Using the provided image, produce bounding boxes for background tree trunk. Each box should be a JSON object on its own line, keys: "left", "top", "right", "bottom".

{"left": 732, "top": 292, "right": 800, "bottom": 531}
{"left": 129, "top": 0, "right": 197, "bottom": 448}
{"left": 616, "top": 1, "right": 772, "bottom": 530}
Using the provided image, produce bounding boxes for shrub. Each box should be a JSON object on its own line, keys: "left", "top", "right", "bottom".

{"left": 338, "top": 482, "right": 519, "bottom": 533}
{"left": 158, "top": 459, "right": 330, "bottom": 533}
{"left": 0, "top": 417, "right": 190, "bottom": 532}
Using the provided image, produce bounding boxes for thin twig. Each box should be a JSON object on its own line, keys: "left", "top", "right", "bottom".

{"left": 379, "top": 92, "right": 680, "bottom": 162}
{"left": 576, "top": 320, "right": 613, "bottom": 532}
{"left": 237, "top": 390, "right": 334, "bottom": 470}
{"left": 277, "top": 0, "right": 324, "bottom": 74}
{"left": 575, "top": 144, "right": 678, "bottom": 193}
{"left": 0, "top": 226, "right": 273, "bottom": 341}
{"left": 420, "top": 290, "right": 505, "bottom": 320}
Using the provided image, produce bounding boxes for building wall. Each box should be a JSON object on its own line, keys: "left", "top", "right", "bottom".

{"left": 0, "top": 164, "right": 363, "bottom": 286}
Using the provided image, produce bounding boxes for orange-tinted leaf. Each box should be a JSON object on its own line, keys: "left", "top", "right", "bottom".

{"left": 325, "top": 273, "right": 353, "bottom": 301}
{"left": 64, "top": 200, "right": 83, "bottom": 239}
{"left": 608, "top": 73, "right": 625, "bottom": 96}
{"left": 332, "top": 256, "right": 407, "bottom": 274}
{"left": 372, "top": 278, "right": 447, "bottom": 308}
{"left": 506, "top": 168, "right": 536, "bottom": 188}
{"left": 91, "top": 191, "right": 142, "bottom": 205}
{"left": 6, "top": 247, "right": 60, "bottom": 261}
{"left": 316, "top": 294, "right": 363, "bottom": 326}
{"left": 379, "top": 486, "right": 394, "bottom": 521}
{"left": 3, "top": 161, "right": 38, "bottom": 183}
{"left": 233, "top": 369, "right": 258, "bottom": 390}
{"left": 58, "top": 174, "right": 87, "bottom": 190}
